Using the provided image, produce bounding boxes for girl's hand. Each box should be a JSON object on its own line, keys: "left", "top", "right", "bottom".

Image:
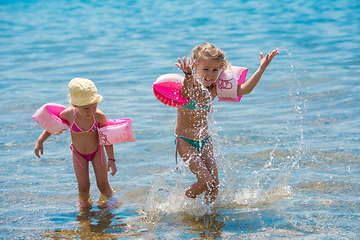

{"left": 259, "top": 49, "right": 279, "bottom": 71}
{"left": 175, "top": 56, "right": 195, "bottom": 75}
{"left": 34, "top": 130, "right": 51, "bottom": 158}
{"left": 34, "top": 141, "right": 44, "bottom": 158}
{"left": 108, "top": 160, "right": 117, "bottom": 176}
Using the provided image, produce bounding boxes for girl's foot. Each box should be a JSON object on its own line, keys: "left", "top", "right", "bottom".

{"left": 77, "top": 199, "right": 93, "bottom": 210}
{"left": 97, "top": 196, "right": 119, "bottom": 209}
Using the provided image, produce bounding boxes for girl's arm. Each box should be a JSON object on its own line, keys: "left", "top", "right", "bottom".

{"left": 210, "top": 84, "right": 218, "bottom": 100}
{"left": 97, "top": 110, "right": 117, "bottom": 176}
{"left": 237, "top": 49, "right": 279, "bottom": 96}
{"left": 34, "top": 108, "right": 71, "bottom": 158}
{"left": 176, "top": 56, "right": 195, "bottom": 98}
{"left": 105, "top": 145, "right": 117, "bottom": 176}
{"left": 34, "top": 130, "right": 52, "bottom": 158}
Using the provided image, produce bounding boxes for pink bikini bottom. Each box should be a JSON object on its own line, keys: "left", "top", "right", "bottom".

{"left": 70, "top": 144, "right": 103, "bottom": 168}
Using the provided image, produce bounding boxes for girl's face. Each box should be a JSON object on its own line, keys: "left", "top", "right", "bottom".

{"left": 75, "top": 103, "right": 97, "bottom": 119}
{"left": 195, "top": 58, "right": 222, "bottom": 87}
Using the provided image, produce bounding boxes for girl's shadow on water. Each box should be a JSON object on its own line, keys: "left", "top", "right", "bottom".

{"left": 41, "top": 209, "right": 119, "bottom": 239}
{"left": 41, "top": 206, "right": 143, "bottom": 239}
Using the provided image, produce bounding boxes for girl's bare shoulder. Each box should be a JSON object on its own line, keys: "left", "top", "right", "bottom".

{"left": 95, "top": 108, "right": 106, "bottom": 117}
{"left": 95, "top": 109, "right": 108, "bottom": 127}
{"left": 59, "top": 107, "right": 73, "bottom": 122}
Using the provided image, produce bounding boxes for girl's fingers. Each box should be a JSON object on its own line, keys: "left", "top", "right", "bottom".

{"left": 35, "top": 148, "right": 43, "bottom": 158}
{"left": 260, "top": 49, "right": 279, "bottom": 62}
{"left": 177, "top": 58, "right": 183, "bottom": 66}
{"left": 187, "top": 58, "right": 192, "bottom": 66}
{"left": 176, "top": 56, "right": 194, "bottom": 71}
{"left": 270, "top": 49, "right": 279, "bottom": 58}
{"left": 181, "top": 58, "right": 186, "bottom": 68}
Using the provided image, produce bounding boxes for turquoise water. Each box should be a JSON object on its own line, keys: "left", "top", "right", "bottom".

{"left": 1, "top": 0, "right": 359, "bottom": 239}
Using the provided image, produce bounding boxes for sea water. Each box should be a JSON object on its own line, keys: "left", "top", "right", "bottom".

{"left": 1, "top": 0, "right": 359, "bottom": 239}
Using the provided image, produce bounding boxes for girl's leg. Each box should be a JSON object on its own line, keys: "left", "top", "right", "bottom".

{"left": 92, "top": 146, "right": 113, "bottom": 198}
{"left": 200, "top": 140, "right": 219, "bottom": 203}
{"left": 72, "top": 154, "right": 91, "bottom": 203}
{"left": 177, "top": 138, "right": 218, "bottom": 203}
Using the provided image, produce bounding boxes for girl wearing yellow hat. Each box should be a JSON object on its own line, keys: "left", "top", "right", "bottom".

{"left": 34, "top": 78, "right": 117, "bottom": 209}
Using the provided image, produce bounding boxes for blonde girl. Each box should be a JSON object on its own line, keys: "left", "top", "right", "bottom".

{"left": 35, "top": 78, "right": 117, "bottom": 208}
{"left": 175, "top": 43, "right": 279, "bottom": 203}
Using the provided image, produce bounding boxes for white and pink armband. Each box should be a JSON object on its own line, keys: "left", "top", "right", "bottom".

{"left": 32, "top": 103, "right": 135, "bottom": 145}
{"left": 215, "top": 66, "right": 248, "bottom": 102}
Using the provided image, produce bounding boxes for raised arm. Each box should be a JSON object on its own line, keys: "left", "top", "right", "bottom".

{"left": 175, "top": 56, "right": 195, "bottom": 98}
{"left": 237, "top": 49, "right": 279, "bottom": 96}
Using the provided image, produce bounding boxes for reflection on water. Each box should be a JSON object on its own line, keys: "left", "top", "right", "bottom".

{"left": 42, "top": 207, "right": 144, "bottom": 239}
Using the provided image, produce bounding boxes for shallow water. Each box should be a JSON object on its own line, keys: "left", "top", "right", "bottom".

{"left": 1, "top": 0, "right": 359, "bottom": 239}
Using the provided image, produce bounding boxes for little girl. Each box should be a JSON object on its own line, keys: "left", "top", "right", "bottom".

{"left": 175, "top": 43, "right": 279, "bottom": 203}
{"left": 34, "top": 78, "right": 117, "bottom": 209}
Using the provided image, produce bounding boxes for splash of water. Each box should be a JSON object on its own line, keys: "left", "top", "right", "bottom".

{"left": 234, "top": 48, "right": 308, "bottom": 206}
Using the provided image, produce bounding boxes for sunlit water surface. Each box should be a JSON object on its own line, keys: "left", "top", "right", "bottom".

{"left": 1, "top": 0, "right": 359, "bottom": 239}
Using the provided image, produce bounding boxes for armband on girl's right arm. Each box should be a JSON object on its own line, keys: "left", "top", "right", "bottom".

{"left": 32, "top": 103, "right": 70, "bottom": 135}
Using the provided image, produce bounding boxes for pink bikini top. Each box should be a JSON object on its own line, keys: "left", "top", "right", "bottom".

{"left": 70, "top": 108, "right": 98, "bottom": 133}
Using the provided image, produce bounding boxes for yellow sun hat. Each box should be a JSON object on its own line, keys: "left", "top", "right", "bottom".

{"left": 69, "top": 78, "right": 104, "bottom": 106}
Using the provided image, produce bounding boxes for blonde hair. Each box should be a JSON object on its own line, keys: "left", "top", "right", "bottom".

{"left": 190, "top": 42, "right": 230, "bottom": 69}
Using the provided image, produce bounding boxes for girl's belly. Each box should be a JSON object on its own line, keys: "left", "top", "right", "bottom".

{"left": 70, "top": 131, "right": 100, "bottom": 153}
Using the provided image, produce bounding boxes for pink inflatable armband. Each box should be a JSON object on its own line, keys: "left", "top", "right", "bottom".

{"left": 98, "top": 119, "right": 135, "bottom": 145}
{"left": 153, "top": 74, "right": 190, "bottom": 108}
{"left": 32, "top": 103, "right": 70, "bottom": 135}
{"left": 216, "top": 66, "right": 248, "bottom": 102}
{"left": 33, "top": 104, "right": 135, "bottom": 145}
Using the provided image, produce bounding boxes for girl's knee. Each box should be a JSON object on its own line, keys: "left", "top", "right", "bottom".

{"left": 201, "top": 175, "right": 218, "bottom": 188}
{"left": 212, "top": 177, "right": 219, "bottom": 188}
{"left": 185, "top": 189, "right": 197, "bottom": 199}
{"left": 203, "top": 178, "right": 219, "bottom": 193}
{"left": 212, "top": 182, "right": 219, "bottom": 194}
{"left": 197, "top": 179, "right": 212, "bottom": 192}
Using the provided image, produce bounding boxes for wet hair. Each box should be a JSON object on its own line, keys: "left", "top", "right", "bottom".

{"left": 190, "top": 42, "right": 230, "bottom": 69}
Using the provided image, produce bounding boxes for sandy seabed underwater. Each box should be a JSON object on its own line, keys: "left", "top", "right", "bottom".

{"left": 1, "top": 0, "right": 360, "bottom": 239}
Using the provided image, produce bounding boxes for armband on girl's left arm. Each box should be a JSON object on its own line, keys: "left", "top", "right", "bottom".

{"left": 215, "top": 66, "right": 248, "bottom": 102}
{"left": 98, "top": 119, "right": 135, "bottom": 145}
